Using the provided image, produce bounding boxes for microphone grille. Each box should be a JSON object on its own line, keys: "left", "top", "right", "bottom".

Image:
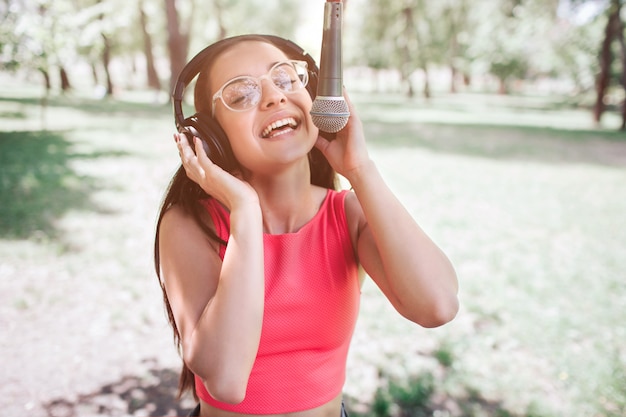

{"left": 311, "top": 97, "right": 350, "bottom": 133}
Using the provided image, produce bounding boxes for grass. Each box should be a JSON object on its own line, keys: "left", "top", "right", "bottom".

{"left": 0, "top": 85, "right": 625, "bottom": 417}
{"left": 345, "top": 94, "right": 626, "bottom": 417}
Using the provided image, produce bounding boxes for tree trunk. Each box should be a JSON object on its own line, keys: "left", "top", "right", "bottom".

{"left": 463, "top": 73, "right": 471, "bottom": 87}
{"left": 594, "top": 0, "right": 621, "bottom": 125}
{"left": 406, "top": 76, "right": 414, "bottom": 98}
{"left": 39, "top": 69, "right": 50, "bottom": 130}
{"left": 498, "top": 78, "right": 507, "bottom": 95}
{"left": 615, "top": 12, "right": 626, "bottom": 130}
{"left": 213, "top": 0, "right": 227, "bottom": 40}
{"left": 450, "top": 65, "right": 458, "bottom": 93}
{"left": 139, "top": 0, "right": 161, "bottom": 91}
{"left": 91, "top": 63, "right": 99, "bottom": 86}
{"left": 102, "top": 33, "right": 114, "bottom": 96}
{"left": 401, "top": 6, "right": 417, "bottom": 98}
{"left": 96, "top": 0, "right": 114, "bottom": 97}
{"left": 59, "top": 66, "right": 71, "bottom": 92}
{"left": 410, "top": 0, "right": 431, "bottom": 100}
{"left": 165, "top": 0, "right": 191, "bottom": 96}
{"left": 40, "top": 68, "right": 51, "bottom": 92}
{"left": 448, "top": 21, "right": 459, "bottom": 94}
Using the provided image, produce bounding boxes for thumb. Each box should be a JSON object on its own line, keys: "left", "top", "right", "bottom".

{"left": 314, "top": 135, "right": 331, "bottom": 155}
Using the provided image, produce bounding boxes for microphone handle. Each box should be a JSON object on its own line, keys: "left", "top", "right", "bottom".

{"left": 317, "top": 1, "right": 343, "bottom": 97}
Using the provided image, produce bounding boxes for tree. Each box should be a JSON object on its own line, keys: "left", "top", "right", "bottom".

{"left": 593, "top": 0, "right": 625, "bottom": 127}
{"left": 358, "top": 0, "right": 443, "bottom": 98}
{"left": 164, "top": 0, "right": 192, "bottom": 96}
{"left": 139, "top": 0, "right": 161, "bottom": 91}
{"left": 2, "top": 0, "right": 81, "bottom": 93}
{"left": 207, "top": 0, "right": 303, "bottom": 41}
{"left": 440, "top": 0, "right": 472, "bottom": 93}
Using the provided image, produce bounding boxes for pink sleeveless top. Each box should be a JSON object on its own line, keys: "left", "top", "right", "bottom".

{"left": 195, "top": 189, "right": 360, "bottom": 414}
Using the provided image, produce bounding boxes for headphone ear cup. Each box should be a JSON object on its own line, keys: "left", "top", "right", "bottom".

{"left": 181, "top": 113, "right": 238, "bottom": 173}
{"left": 179, "top": 124, "right": 212, "bottom": 157}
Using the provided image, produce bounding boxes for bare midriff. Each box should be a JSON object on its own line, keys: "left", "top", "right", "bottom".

{"left": 199, "top": 393, "right": 343, "bottom": 417}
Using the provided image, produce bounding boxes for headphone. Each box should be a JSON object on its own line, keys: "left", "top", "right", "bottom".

{"left": 172, "top": 34, "right": 320, "bottom": 174}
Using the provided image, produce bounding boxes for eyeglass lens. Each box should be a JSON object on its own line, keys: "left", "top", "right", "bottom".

{"left": 221, "top": 62, "right": 307, "bottom": 111}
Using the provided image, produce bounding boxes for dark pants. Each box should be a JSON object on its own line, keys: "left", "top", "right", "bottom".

{"left": 188, "top": 401, "right": 349, "bottom": 417}
{"left": 188, "top": 404, "right": 200, "bottom": 416}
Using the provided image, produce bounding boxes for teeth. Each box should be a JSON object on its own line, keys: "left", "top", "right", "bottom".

{"left": 262, "top": 118, "right": 297, "bottom": 138}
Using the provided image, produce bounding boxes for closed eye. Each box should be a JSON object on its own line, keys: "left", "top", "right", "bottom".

{"left": 224, "top": 81, "right": 260, "bottom": 106}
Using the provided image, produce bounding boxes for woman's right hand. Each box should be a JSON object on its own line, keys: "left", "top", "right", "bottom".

{"left": 174, "top": 132, "right": 259, "bottom": 210}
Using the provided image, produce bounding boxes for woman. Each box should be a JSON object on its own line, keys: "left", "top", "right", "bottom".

{"left": 154, "top": 34, "right": 459, "bottom": 417}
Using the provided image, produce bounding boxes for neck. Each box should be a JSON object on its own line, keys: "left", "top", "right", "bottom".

{"left": 247, "top": 160, "right": 321, "bottom": 234}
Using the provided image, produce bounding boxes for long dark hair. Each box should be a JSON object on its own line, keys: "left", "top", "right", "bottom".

{"left": 153, "top": 35, "right": 337, "bottom": 400}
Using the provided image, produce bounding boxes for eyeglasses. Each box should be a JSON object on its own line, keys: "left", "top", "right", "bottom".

{"left": 211, "top": 60, "right": 309, "bottom": 117}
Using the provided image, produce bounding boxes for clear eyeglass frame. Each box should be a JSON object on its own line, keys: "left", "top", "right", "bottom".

{"left": 211, "top": 60, "right": 309, "bottom": 117}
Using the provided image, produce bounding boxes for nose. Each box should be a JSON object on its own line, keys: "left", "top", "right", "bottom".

{"left": 259, "top": 78, "right": 287, "bottom": 110}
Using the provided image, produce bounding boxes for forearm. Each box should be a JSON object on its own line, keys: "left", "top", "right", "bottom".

{"left": 347, "top": 160, "right": 458, "bottom": 325}
{"left": 186, "top": 203, "right": 264, "bottom": 402}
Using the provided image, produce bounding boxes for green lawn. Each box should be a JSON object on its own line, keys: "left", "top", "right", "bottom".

{"left": 0, "top": 87, "right": 624, "bottom": 417}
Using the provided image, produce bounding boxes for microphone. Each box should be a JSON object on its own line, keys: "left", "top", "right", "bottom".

{"left": 311, "top": 0, "right": 349, "bottom": 133}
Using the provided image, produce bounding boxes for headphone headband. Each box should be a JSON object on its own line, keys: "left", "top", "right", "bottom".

{"left": 171, "top": 35, "right": 319, "bottom": 172}
{"left": 172, "top": 35, "right": 317, "bottom": 131}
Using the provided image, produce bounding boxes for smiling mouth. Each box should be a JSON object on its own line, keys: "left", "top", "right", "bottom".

{"left": 261, "top": 117, "right": 299, "bottom": 139}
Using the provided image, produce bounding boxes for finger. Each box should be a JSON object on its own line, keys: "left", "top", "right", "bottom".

{"left": 178, "top": 141, "right": 200, "bottom": 173}
{"left": 342, "top": 88, "right": 361, "bottom": 120}
{"left": 184, "top": 132, "right": 195, "bottom": 148}
{"left": 193, "top": 136, "right": 207, "bottom": 158}
{"left": 342, "top": 87, "right": 353, "bottom": 109}
{"left": 193, "top": 137, "right": 214, "bottom": 167}
{"left": 314, "top": 135, "right": 331, "bottom": 154}
{"left": 175, "top": 133, "right": 187, "bottom": 153}
{"left": 174, "top": 133, "right": 183, "bottom": 159}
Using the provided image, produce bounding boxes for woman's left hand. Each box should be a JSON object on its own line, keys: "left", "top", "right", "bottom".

{"left": 314, "top": 90, "right": 371, "bottom": 181}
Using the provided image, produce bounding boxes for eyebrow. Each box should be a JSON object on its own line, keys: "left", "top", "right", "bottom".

{"left": 238, "top": 60, "right": 284, "bottom": 78}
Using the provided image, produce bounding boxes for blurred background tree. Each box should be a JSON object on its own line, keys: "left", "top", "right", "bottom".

{"left": 3, "top": 0, "right": 626, "bottom": 128}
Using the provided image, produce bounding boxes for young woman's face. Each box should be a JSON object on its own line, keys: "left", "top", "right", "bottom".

{"left": 209, "top": 41, "right": 319, "bottom": 173}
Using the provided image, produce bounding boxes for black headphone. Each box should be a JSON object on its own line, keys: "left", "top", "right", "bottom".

{"left": 172, "top": 34, "right": 320, "bottom": 174}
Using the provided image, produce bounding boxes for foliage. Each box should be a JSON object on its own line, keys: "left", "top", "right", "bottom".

{"left": 490, "top": 55, "right": 530, "bottom": 92}
{"left": 353, "top": 0, "right": 611, "bottom": 96}
{"left": 433, "top": 341, "right": 455, "bottom": 368}
{"left": 387, "top": 374, "right": 435, "bottom": 417}
{"left": 363, "top": 373, "right": 435, "bottom": 417}
{"left": 1, "top": 0, "right": 619, "bottom": 102}
{"left": 1, "top": 1, "right": 78, "bottom": 75}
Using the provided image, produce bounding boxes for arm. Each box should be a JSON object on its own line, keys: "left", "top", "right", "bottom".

{"left": 315, "top": 94, "right": 458, "bottom": 328}
{"left": 158, "top": 135, "right": 265, "bottom": 404}
{"left": 346, "top": 165, "right": 458, "bottom": 327}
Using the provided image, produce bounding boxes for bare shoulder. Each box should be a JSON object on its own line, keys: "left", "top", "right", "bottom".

{"left": 160, "top": 204, "right": 194, "bottom": 234}
{"left": 159, "top": 204, "right": 220, "bottom": 254}
{"left": 158, "top": 204, "right": 222, "bottom": 340}
{"left": 160, "top": 204, "right": 207, "bottom": 233}
{"left": 343, "top": 190, "right": 366, "bottom": 234}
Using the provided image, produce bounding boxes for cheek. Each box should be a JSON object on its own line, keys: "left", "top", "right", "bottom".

{"left": 218, "top": 115, "right": 257, "bottom": 161}
{"left": 218, "top": 110, "right": 253, "bottom": 139}
{"left": 297, "top": 94, "right": 316, "bottom": 130}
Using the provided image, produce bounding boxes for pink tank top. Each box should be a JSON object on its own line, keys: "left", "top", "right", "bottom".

{"left": 195, "top": 189, "right": 360, "bottom": 414}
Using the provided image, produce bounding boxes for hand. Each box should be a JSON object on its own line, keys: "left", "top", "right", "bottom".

{"left": 313, "top": 90, "right": 371, "bottom": 181}
{"left": 174, "top": 133, "right": 259, "bottom": 210}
